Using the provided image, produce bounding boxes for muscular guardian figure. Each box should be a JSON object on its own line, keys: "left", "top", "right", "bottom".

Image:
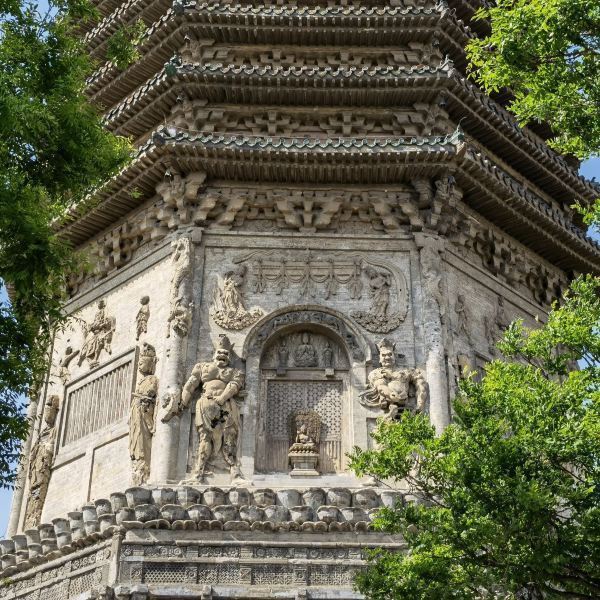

{"left": 175, "top": 336, "right": 245, "bottom": 481}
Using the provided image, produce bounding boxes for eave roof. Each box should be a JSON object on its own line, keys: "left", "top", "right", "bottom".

{"left": 101, "top": 60, "right": 599, "bottom": 206}
{"left": 55, "top": 127, "right": 600, "bottom": 274}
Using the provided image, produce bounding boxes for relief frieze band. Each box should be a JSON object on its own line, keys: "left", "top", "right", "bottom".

{"left": 212, "top": 251, "right": 409, "bottom": 334}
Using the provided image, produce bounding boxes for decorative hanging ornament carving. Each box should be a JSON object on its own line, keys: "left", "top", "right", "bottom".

{"left": 135, "top": 296, "right": 150, "bottom": 340}
{"left": 210, "top": 264, "right": 263, "bottom": 330}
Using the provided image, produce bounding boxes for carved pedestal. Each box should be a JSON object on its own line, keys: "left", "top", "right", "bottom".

{"left": 288, "top": 451, "right": 320, "bottom": 477}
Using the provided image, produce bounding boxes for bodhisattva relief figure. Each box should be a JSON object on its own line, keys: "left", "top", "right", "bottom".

{"left": 484, "top": 296, "right": 510, "bottom": 355}
{"left": 454, "top": 294, "right": 471, "bottom": 343}
{"left": 135, "top": 296, "right": 150, "bottom": 340}
{"left": 77, "top": 300, "right": 116, "bottom": 369}
{"left": 210, "top": 264, "right": 263, "bottom": 330}
{"left": 24, "top": 395, "right": 60, "bottom": 529}
{"left": 359, "top": 338, "right": 428, "bottom": 421}
{"left": 58, "top": 346, "right": 79, "bottom": 384}
{"left": 129, "top": 343, "right": 159, "bottom": 485}
{"left": 294, "top": 332, "right": 318, "bottom": 367}
{"left": 166, "top": 335, "right": 245, "bottom": 482}
{"left": 351, "top": 265, "right": 406, "bottom": 333}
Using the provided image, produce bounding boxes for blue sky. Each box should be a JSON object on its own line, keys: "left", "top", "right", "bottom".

{"left": 1, "top": 159, "right": 599, "bottom": 536}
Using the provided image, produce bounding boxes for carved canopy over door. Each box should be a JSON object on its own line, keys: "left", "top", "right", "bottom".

{"left": 256, "top": 329, "right": 350, "bottom": 474}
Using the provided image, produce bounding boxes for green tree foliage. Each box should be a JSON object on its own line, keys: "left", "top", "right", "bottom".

{"left": 466, "top": 0, "right": 600, "bottom": 159}
{"left": 350, "top": 276, "right": 600, "bottom": 599}
{"left": 0, "top": 0, "right": 133, "bottom": 487}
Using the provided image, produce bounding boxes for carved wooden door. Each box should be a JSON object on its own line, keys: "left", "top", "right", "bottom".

{"left": 263, "top": 379, "right": 343, "bottom": 473}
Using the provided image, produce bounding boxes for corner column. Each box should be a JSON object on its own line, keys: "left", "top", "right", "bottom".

{"left": 416, "top": 234, "right": 450, "bottom": 434}
{"left": 149, "top": 231, "right": 197, "bottom": 484}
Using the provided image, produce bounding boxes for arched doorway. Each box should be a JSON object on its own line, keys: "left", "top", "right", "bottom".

{"left": 255, "top": 327, "right": 351, "bottom": 474}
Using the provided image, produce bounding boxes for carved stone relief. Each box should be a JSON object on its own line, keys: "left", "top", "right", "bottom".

{"left": 167, "top": 237, "right": 192, "bottom": 338}
{"left": 135, "top": 296, "right": 150, "bottom": 341}
{"left": 288, "top": 411, "right": 321, "bottom": 477}
{"left": 210, "top": 264, "right": 263, "bottom": 330}
{"left": 420, "top": 245, "right": 445, "bottom": 324}
{"left": 448, "top": 213, "right": 568, "bottom": 306}
{"left": 484, "top": 296, "right": 511, "bottom": 355}
{"left": 293, "top": 332, "right": 318, "bottom": 367}
{"left": 359, "top": 339, "right": 428, "bottom": 421}
{"left": 58, "top": 346, "right": 79, "bottom": 385}
{"left": 77, "top": 300, "right": 116, "bottom": 369}
{"left": 453, "top": 293, "right": 471, "bottom": 344}
{"left": 129, "top": 343, "right": 159, "bottom": 485}
{"left": 351, "top": 265, "right": 408, "bottom": 333}
{"left": 261, "top": 331, "right": 349, "bottom": 371}
{"left": 241, "top": 251, "right": 408, "bottom": 333}
{"left": 251, "top": 310, "right": 364, "bottom": 361}
{"left": 24, "top": 395, "right": 60, "bottom": 529}
{"left": 166, "top": 335, "right": 245, "bottom": 483}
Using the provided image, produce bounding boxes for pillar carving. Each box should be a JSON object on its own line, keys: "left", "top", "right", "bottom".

{"left": 149, "top": 233, "right": 195, "bottom": 483}
{"left": 416, "top": 235, "right": 450, "bottom": 433}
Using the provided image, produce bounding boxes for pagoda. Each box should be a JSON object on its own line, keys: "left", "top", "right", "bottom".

{"left": 2, "top": 0, "right": 599, "bottom": 598}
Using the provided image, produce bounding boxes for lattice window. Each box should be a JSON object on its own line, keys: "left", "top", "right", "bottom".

{"left": 309, "top": 565, "right": 354, "bottom": 586}
{"left": 143, "top": 564, "right": 196, "bottom": 584}
{"left": 197, "top": 564, "right": 240, "bottom": 584}
{"left": 197, "top": 566, "right": 219, "bottom": 585}
{"left": 61, "top": 351, "right": 135, "bottom": 446}
{"left": 39, "top": 581, "right": 68, "bottom": 600}
{"left": 253, "top": 565, "right": 295, "bottom": 586}
{"left": 262, "top": 379, "right": 343, "bottom": 473}
{"left": 68, "top": 570, "right": 96, "bottom": 597}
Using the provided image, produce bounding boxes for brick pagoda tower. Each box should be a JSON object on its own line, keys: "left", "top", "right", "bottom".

{"left": 3, "top": 0, "right": 599, "bottom": 598}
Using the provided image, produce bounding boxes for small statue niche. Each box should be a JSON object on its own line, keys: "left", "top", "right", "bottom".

{"left": 288, "top": 411, "right": 321, "bottom": 477}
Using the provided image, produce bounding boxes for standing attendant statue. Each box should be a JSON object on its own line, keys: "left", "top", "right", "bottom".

{"left": 165, "top": 335, "right": 245, "bottom": 482}
{"left": 24, "top": 396, "right": 60, "bottom": 529}
{"left": 129, "top": 343, "right": 159, "bottom": 485}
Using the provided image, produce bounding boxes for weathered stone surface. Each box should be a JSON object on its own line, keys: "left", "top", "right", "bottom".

{"left": 5, "top": 0, "right": 592, "bottom": 596}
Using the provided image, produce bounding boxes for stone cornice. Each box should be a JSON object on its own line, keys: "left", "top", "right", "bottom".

{"left": 56, "top": 128, "right": 461, "bottom": 243}
{"left": 0, "top": 485, "right": 399, "bottom": 579}
{"left": 53, "top": 127, "right": 600, "bottom": 275}
{"left": 102, "top": 60, "right": 598, "bottom": 205}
